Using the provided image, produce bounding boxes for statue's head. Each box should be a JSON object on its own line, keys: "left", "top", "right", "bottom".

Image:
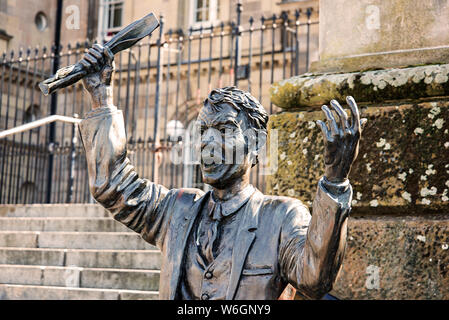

{"left": 197, "top": 86, "right": 268, "bottom": 189}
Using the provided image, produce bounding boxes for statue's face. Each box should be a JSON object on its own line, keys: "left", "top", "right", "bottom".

{"left": 197, "top": 101, "right": 256, "bottom": 189}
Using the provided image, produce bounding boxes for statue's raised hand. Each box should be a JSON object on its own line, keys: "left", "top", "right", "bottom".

{"left": 316, "top": 96, "right": 367, "bottom": 183}
{"left": 80, "top": 44, "right": 115, "bottom": 109}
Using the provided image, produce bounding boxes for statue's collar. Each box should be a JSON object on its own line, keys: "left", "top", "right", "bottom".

{"left": 209, "top": 184, "right": 256, "bottom": 219}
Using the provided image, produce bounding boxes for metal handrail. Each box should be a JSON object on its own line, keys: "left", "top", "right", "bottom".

{"left": 0, "top": 115, "right": 81, "bottom": 139}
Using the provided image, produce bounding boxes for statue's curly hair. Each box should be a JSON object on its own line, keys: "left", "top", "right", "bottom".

{"left": 204, "top": 86, "right": 269, "bottom": 166}
{"left": 205, "top": 86, "right": 269, "bottom": 134}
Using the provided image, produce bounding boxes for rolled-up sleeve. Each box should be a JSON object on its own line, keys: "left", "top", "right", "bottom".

{"left": 279, "top": 177, "right": 352, "bottom": 299}
{"left": 79, "top": 107, "right": 173, "bottom": 248}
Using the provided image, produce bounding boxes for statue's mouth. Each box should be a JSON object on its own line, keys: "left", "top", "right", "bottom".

{"left": 201, "top": 162, "right": 222, "bottom": 173}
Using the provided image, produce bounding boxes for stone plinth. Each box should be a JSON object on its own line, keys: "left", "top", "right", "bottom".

{"left": 267, "top": 101, "right": 449, "bottom": 213}
{"left": 314, "top": 0, "right": 449, "bottom": 73}
{"left": 270, "top": 64, "right": 449, "bottom": 111}
{"left": 267, "top": 69, "right": 449, "bottom": 299}
{"left": 332, "top": 215, "right": 449, "bottom": 299}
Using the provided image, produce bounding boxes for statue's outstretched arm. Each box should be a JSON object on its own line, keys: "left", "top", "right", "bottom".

{"left": 280, "top": 97, "right": 366, "bottom": 299}
{"left": 78, "top": 44, "right": 172, "bottom": 248}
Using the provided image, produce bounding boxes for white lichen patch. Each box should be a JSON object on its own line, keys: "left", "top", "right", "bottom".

{"left": 314, "top": 155, "right": 320, "bottom": 161}
{"left": 416, "top": 235, "right": 426, "bottom": 243}
{"left": 401, "top": 191, "right": 412, "bottom": 203}
{"left": 420, "top": 175, "right": 427, "bottom": 181}
{"left": 446, "top": 180, "right": 449, "bottom": 188}
{"left": 420, "top": 186, "right": 437, "bottom": 197}
{"left": 302, "top": 136, "right": 308, "bottom": 143}
{"left": 398, "top": 172, "right": 407, "bottom": 181}
{"left": 366, "top": 163, "right": 372, "bottom": 173}
{"left": 428, "top": 106, "right": 441, "bottom": 119}
{"left": 425, "top": 164, "right": 436, "bottom": 175}
{"left": 369, "top": 199, "right": 379, "bottom": 207}
{"left": 442, "top": 243, "right": 448, "bottom": 250}
{"left": 302, "top": 149, "right": 308, "bottom": 156}
{"left": 376, "top": 138, "right": 386, "bottom": 148}
{"left": 287, "top": 160, "right": 292, "bottom": 166}
{"left": 280, "top": 152, "right": 287, "bottom": 161}
{"left": 433, "top": 118, "right": 445, "bottom": 129}
{"left": 356, "top": 192, "right": 362, "bottom": 200}
{"left": 384, "top": 143, "right": 391, "bottom": 150}
{"left": 409, "top": 168, "right": 414, "bottom": 174}
{"left": 414, "top": 127, "right": 424, "bottom": 135}
{"left": 287, "top": 189, "right": 295, "bottom": 197}
{"left": 289, "top": 131, "right": 296, "bottom": 138}
{"left": 307, "top": 121, "right": 316, "bottom": 129}
{"left": 421, "top": 198, "right": 431, "bottom": 205}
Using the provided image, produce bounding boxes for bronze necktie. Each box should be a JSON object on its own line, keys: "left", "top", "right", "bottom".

{"left": 201, "top": 201, "right": 222, "bottom": 263}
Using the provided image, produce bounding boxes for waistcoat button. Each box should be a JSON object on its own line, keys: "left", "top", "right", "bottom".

{"left": 201, "top": 293, "right": 210, "bottom": 300}
{"left": 205, "top": 271, "right": 213, "bottom": 279}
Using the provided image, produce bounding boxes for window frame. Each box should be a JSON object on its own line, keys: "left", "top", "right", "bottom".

{"left": 98, "top": 0, "right": 124, "bottom": 42}
{"left": 189, "top": 0, "right": 220, "bottom": 30}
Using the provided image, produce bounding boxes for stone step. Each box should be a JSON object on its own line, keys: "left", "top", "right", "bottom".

{"left": 0, "top": 247, "right": 161, "bottom": 269}
{"left": 0, "top": 264, "right": 160, "bottom": 291}
{"left": 0, "top": 284, "right": 158, "bottom": 300}
{"left": 0, "top": 231, "right": 156, "bottom": 250}
{"left": 0, "top": 204, "right": 109, "bottom": 218}
{"left": 0, "top": 217, "right": 130, "bottom": 232}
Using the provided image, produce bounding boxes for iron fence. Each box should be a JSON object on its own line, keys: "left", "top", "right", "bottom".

{"left": 0, "top": 8, "right": 318, "bottom": 204}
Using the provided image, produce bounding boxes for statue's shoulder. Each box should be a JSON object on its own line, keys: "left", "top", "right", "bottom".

{"left": 171, "top": 187, "right": 207, "bottom": 203}
{"left": 258, "top": 191, "right": 310, "bottom": 220}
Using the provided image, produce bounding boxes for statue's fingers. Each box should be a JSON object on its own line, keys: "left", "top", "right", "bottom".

{"left": 360, "top": 118, "right": 368, "bottom": 131}
{"left": 92, "top": 43, "right": 104, "bottom": 54}
{"left": 88, "top": 47, "right": 103, "bottom": 61}
{"left": 79, "top": 58, "right": 92, "bottom": 71}
{"left": 330, "top": 99, "right": 349, "bottom": 131}
{"left": 316, "top": 120, "right": 330, "bottom": 142}
{"left": 346, "top": 96, "right": 361, "bottom": 132}
{"left": 103, "top": 46, "right": 114, "bottom": 65}
{"left": 83, "top": 52, "right": 100, "bottom": 71}
{"left": 322, "top": 105, "right": 339, "bottom": 136}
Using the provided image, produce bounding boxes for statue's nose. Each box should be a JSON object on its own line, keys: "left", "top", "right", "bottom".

{"left": 201, "top": 128, "right": 221, "bottom": 149}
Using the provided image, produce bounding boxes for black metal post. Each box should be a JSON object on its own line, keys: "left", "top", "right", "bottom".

{"left": 151, "top": 14, "right": 164, "bottom": 181}
{"left": 234, "top": 0, "right": 242, "bottom": 86}
{"left": 46, "top": 0, "right": 63, "bottom": 203}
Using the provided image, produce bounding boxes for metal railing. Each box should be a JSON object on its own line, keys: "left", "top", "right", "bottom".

{"left": 0, "top": 115, "right": 81, "bottom": 139}
{"left": 0, "top": 8, "right": 318, "bottom": 204}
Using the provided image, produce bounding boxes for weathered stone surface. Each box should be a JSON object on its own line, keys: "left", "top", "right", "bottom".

{"left": 0, "top": 217, "right": 130, "bottom": 232}
{"left": 266, "top": 101, "right": 449, "bottom": 213}
{"left": 0, "top": 284, "right": 158, "bottom": 300}
{"left": 317, "top": 0, "right": 449, "bottom": 72}
{"left": 0, "top": 204, "right": 109, "bottom": 218}
{"left": 270, "top": 64, "right": 449, "bottom": 110}
{"left": 331, "top": 215, "right": 449, "bottom": 299}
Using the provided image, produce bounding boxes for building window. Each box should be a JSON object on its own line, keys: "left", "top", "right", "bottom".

{"left": 107, "top": 0, "right": 123, "bottom": 33}
{"left": 98, "top": 0, "right": 123, "bottom": 41}
{"left": 35, "top": 12, "right": 48, "bottom": 31}
{"left": 190, "top": 0, "right": 220, "bottom": 29}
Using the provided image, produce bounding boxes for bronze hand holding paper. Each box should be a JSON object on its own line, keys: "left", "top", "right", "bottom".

{"left": 80, "top": 44, "right": 115, "bottom": 110}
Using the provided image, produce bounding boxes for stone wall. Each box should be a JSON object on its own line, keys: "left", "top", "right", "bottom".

{"left": 267, "top": 65, "right": 449, "bottom": 299}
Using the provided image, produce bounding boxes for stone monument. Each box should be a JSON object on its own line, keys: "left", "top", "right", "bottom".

{"left": 269, "top": 0, "right": 449, "bottom": 299}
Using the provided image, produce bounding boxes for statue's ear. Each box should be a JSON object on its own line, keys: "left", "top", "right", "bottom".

{"left": 245, "top": 128, "right": 267, "bottom": 166}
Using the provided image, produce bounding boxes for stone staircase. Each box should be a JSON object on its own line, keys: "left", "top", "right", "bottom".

{"left": 0, "top": 204, "right": 161, "bottom": 300}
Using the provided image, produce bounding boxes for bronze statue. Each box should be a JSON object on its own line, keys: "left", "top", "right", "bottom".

{"left": 78, "top": 44, "right": 365, "bottom": 300}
